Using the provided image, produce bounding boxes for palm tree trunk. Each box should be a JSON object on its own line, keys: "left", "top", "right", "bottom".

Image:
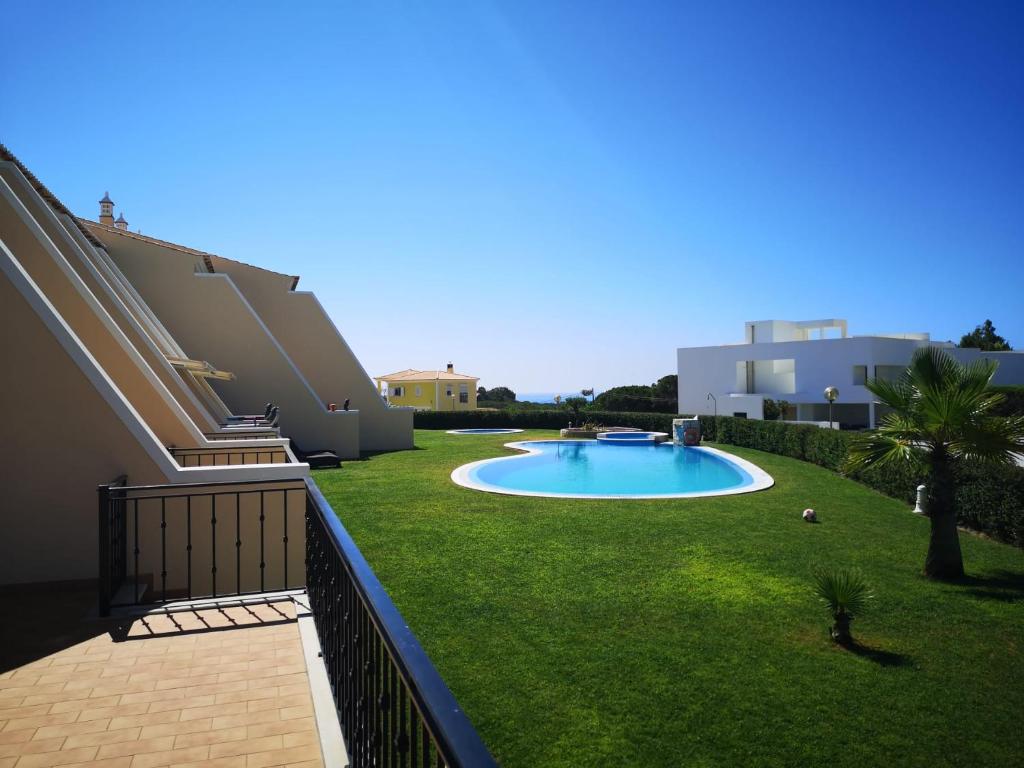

{"left": 924, "top": 456, "right": 964, "bottom": 580}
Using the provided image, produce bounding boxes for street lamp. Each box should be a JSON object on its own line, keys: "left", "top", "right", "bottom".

{"left": 824, "top": 386, "right": 839, "bottom": 429}
{"left": 706, "top": 393, "right": 717, "bottom": 418}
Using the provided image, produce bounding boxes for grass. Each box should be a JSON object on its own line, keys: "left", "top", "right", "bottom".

{"left": 313, "top": 430, "right": 1024, "bottom": 767}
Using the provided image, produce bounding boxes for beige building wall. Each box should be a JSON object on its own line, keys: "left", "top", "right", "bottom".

{"left": 0, "top": 164, "right": 223, "bottom": 436}
{"left": 0, "top": 242, "right": 169, "bottom": 584}
{"left": 0, "top": 150, "right": 310, "bottom": 593}
{"left": 0, "top": 178, "right": 201, "bottom": 449}
{"left": 86, "top": 226, "right": 361, "bottom": 458}
{"left": 207, "top": 256, "right": 413, "bottom": 451}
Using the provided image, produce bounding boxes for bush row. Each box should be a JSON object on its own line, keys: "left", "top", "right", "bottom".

{"left": 414, "top": 409, "right": 1024, "bottom": 546}
{"left": 992, "top": 386, "right": 1024, "bottom": 417}
{"left": 701, "top": 415, "right": 1023, "bottom": 546}
{"left": 413, "top": 409, "right": 681, "bottom": 432}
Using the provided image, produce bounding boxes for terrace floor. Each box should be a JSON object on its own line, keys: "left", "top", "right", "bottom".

{"left": 0, "top": 587, "right": 325, "bottom": 768}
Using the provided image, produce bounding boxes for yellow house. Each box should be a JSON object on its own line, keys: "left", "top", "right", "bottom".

{"left": 376, "top": 364, "right": 479, "bottom": 410}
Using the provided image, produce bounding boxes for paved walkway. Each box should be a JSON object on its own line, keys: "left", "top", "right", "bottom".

{"left": 0, "top": 594, "right": 324, "bottom": 768}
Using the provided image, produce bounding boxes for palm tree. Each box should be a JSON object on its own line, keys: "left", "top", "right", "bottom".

{"left": 846, "top": 347, "right": 1024, "bottom": 580}
{"left": 813, "top": 568, "right": 873, "bottom": 644}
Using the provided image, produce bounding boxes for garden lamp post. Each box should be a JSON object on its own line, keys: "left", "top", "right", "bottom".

{"left": 824, "top": 386, "right": 839, "bottom": 429}
{"left": 707, "top": 393, "right": 717, "bottom": 417}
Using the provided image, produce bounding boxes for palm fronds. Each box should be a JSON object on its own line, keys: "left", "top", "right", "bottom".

{"left": 813, "top": 568, "right": 873, "bottom": 618}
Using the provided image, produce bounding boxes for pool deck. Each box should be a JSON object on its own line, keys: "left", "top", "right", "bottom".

{"left": 0, "top": 587, "right": 324, "bottom": 768}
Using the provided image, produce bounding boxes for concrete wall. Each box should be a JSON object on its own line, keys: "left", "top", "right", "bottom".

{"left": 0, "top": 177, "right": 199, "bottom": 449}
{"left": 88, "top": 226, "right": 361, "bottom": 458}
{"left": 679, "top": 334, "right": 1024, "bottom": 423}
{"left": 1, "top": 164, "right": 222, "bottom": 436}
{"left": 0, "top": 241, "right": 168, "bottom": 584}
{"left": 207, "top": 256, "right": 413, "bottom": 451}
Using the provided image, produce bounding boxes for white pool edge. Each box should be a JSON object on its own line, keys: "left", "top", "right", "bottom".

{"left": 450, "top": 440, "right": 775, "bottom": 499}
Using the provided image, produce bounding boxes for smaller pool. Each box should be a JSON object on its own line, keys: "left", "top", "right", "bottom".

{"left": 446, "top": 428, "right": 525, "bottom": 435}
{"left": 596, "top": 431, "right": 667, "bottom": 445}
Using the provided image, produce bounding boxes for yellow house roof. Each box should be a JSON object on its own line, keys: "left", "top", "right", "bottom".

{"left": 376, "top": 368, "right": 479, "bottom": 383}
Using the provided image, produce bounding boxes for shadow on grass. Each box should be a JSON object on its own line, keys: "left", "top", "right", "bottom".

{"left": 956, "top": 570, "right": 1024, "bottom": 603}
{"left": 844, "top": 641, "right": 913, "bottom": 668}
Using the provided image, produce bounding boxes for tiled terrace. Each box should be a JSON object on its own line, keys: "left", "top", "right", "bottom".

{"left": 0, "top": 589, "right": 325, "bottom": 768}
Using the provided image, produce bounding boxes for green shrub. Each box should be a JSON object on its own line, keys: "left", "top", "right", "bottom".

{"left": 705, "top": 416, "right": 1024, "bottom": 547}
{"left": 413, "top": 409, "right": 682, "bottom": 433}
{"left": 953, "top": 462, "right": 1024, "bottom": 546}
{"left": 991, "top": 386, "right": 1024, "bottom": 417}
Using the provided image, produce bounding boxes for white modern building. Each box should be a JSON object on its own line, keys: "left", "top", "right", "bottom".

{"left": 678, "top": 318, "right": 1024, "bottom": 428}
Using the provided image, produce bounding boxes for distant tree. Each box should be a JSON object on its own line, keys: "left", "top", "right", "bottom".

{"left": 959, "top": 319, "right": 1012, "bottom": 351}
{"left": 593, "top": 385, "right": 676, "bottom": 413}
{"left": 581, "top": 388, "right": 595, "bottom": 402}
{"left": 763, "top": 398, "right": 791, "bottom": 421}
{"left": 478, "top": 386, "right": 516, "bottom": 402}
{"left": 652, "top": 375, "right": 678, "bottom": 401}
{"left": 564, "top": 396, "right": 589, "bottom": 423}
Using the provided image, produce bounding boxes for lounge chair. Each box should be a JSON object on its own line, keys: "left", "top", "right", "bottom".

{"left": 225, "top": 403, "right": 274, "bottom": 423}
{"left": 289, "top": 439, "right": 341, "bottom": 469}
{"left": 225, "top": 406, "right": 279, "bottom": 429}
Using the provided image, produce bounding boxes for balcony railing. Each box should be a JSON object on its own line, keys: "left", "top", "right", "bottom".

{"left": 204, "top": 429, "right": 279, "bottom": 441}
{"left": 97, "top": 476, "right": 494, "bottom": 767}
{"left": 169, "top": 445, "right": 291, "bottom": 467}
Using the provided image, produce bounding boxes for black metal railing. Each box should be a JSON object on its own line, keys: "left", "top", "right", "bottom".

{"left": 97, "top": 475, "right": 128, "bottom": 617}
{"left": 98, "top": 478, "right": 305, "bottom": 613}
{"left": 204, "top": 430, "right": 279, "bottom": 441}
{"left": 97, "top": 476, "right": 495, "bottom": 766}
{"left": 170, "top": 446, "right": 290, "bottom": 467}
{"left": 305, "top": 479, "right": 495, "bottom": 767}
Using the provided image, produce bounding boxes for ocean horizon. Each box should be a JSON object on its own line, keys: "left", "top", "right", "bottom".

{"left": 517, "top": 391, "right": 596, "bottom": 404}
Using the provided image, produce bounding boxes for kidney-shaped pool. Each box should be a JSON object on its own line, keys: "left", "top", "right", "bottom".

{"left": 451, "top": 440, "right": 774, "bottom": 499}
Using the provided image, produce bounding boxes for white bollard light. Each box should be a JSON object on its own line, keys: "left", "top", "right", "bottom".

{"left": 913, "top": 484, "right": 927, "bottom": 515}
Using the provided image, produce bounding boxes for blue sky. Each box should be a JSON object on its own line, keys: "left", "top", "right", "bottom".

{"left": 2, "top": 1, "right": 1022, "bottom": 393}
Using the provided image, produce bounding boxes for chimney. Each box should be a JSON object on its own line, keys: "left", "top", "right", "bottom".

{"left": 446, "top": 362, "right": 454, "bottom": 374}
{"left": 99, "top": 192, "right": 114, "bottom": 225}
{"left": 114, "top": 212, "right": 128, "bottom": 231}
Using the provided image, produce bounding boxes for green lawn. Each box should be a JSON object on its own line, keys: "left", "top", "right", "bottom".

{"left": 314, "top": 430, "right": 1024, "bottom": 767}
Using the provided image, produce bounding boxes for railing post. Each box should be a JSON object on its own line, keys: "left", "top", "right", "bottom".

{"left": 98, "top": 484, "right": 111, "bottom": 617}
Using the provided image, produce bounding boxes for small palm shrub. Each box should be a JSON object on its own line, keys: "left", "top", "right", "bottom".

{"left": 813, "top": 568, "right": 873, "bottom": 645}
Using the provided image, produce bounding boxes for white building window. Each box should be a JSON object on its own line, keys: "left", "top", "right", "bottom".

{"left": 459, "top": 383, "right": 469, "bottom": 404}
{"left": 392, "top": 386, "right": 404, "bottom": 397}
{"left": 446, "top": 386, "right": 453, "bottom": 397}
{"left": 852, "top": 365, "right": 867, "bottom": 385}
{"left": 874, "top": 365, "right": 904, "bottom": 383}
{"left": 415, "top": 385, "right": 422, "bottom": 397}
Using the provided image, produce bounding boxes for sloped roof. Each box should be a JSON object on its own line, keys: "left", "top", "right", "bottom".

{"left": 82, "top": 218, "right": 299, "bottom": 287}
{"left": 376, "top": 368, "right": 479, "bottom": 382}
{"left": 0, "top": 143, "right": 105, "bottom": 248}
{"left": 83, "top": 218, "right": 217, "bottom": 273}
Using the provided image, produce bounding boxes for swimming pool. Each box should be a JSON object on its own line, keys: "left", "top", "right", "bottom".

{"left": 451, "top": 440, "right": 773, "bottom": 499}
{"left": 446, "top": 428, "right": 524, "bottom": 435}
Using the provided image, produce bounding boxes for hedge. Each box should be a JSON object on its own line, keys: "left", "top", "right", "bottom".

{"left": 702, "top": 415, "right": 1022, "bottom": 546}
{"left": 992, "top": 386, "right": 1024, "bottom": 417}
{"left": 414, "top": 410, "right": 1024, "bottom": 546}
{"left": 413, "top": 409, "right": 682, "bottom": 432}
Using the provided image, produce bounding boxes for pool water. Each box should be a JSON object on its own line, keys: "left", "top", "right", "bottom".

{"left": 451, "top": 440, "right": 773, "bottom": 499}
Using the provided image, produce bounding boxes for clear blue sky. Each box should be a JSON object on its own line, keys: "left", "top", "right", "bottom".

{"left": 3, "top": 1, "right": 1022, "bottom": 393}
